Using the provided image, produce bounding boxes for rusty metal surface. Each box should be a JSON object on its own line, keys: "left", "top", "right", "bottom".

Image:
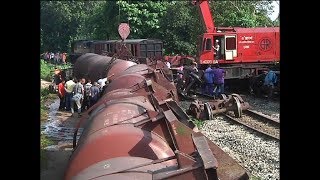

{"left": 105, "top": 74, "right": 146, "bottom": 94}
{"left": 120, "top": 64, "right": 178, "bottom": 101}
{"left": 66, "top": 124, "right": 177, "bottom": 180}
{"left": 74, "top": 53, "right": 126, "bottom": 82}
{"left": 101, "top": 88, "right": 134, "bottom": 101}
{"left": 122, "top": 64, "right": 150, "bottom": 75}
{"left": 192, "top": 135, "right": 218, "bottom": 169}
{"left": 72, "top": 157, "right": 177, "bottom": 180}
{"left": 77, "top": 96, "right": 156, "bottom": 145}
{"left": 107, "top": 59, "right": 137, "bottom": 80}
{"left": 66, "top": 52, "right": 250, "bottom": 180}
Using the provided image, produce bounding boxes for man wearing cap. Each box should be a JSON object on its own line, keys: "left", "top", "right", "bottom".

{"left": 212, "top": 39, "right": 220, "bottom": 60}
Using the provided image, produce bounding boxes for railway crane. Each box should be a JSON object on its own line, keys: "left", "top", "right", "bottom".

{"left": 174, "top": 0, "right": 280, "bottom": 81}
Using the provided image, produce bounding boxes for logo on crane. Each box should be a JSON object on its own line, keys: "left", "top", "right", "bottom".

{"left": 259, "top": 38, "right": 272, "bottom": 51}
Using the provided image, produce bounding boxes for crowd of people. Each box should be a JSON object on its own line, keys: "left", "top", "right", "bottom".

{"left": 41, "top": 51, "right": 68, "bottom": 64}
{"left": 51, "top": 60, "right": 276, "bottom": 118}
{"left": 171, "top": 61, "right": 277, "bottom": 99}
{"left": 202, "top": 64, "right": 226, "bottom": 97}
{"left": 53, "top": 72, "right": 113, "bottom": 117}
{"left": 171, "top": 62, "right": 226, "bottom": 98}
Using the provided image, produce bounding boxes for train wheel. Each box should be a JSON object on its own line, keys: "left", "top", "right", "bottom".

{"left": 233, "top": 96, "right": 242, "bottom": 118}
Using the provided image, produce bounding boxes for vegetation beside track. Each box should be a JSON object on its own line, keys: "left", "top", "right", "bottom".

{"left": 40, "top": 59, "right": 72, "bottom": 81}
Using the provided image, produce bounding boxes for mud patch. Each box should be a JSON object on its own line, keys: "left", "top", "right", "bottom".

{"left": 41, "top": 97, "right": 84, "bottom": 180}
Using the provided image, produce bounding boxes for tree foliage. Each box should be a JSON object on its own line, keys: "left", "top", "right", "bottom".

{"left": 40, "top": 0, "right": 279, "bottom": 55}
{"left": 116, "top": 0, "right": 172, "bottom": 39}
{"left": 40, "top": 1, "right": 104, "bottom": 52}
{"left": 158, "top": 1, "right": 203, "bottom": 55}
{"left": 212, "top": 1, "right": 275, "bottom": 27}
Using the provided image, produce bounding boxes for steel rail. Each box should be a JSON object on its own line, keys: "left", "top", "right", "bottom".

{"left": 223, "top": 113, "right": 280, "bottom": 141}
{"left": 245, "top": 109, "right": 280, "bottom": 125}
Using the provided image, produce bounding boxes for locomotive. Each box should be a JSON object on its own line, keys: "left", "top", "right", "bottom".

{"left": 64, "top": 53, "right": 250, "bottom": 180}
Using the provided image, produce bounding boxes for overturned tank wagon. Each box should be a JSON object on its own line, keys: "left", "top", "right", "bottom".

{"left": 64, "top": 53, "right": 250, "bottom": 180}
{"left": 73, "top": 53, "right": 138, "bottom": 83}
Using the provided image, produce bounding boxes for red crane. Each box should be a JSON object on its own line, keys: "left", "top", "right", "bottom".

{"left": 192, "top": 0, "right": 280, "bottom": 80}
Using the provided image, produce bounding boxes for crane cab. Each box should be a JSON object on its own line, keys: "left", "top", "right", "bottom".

{"left": 197, "top": 32, "right": 238, "bottom": 64}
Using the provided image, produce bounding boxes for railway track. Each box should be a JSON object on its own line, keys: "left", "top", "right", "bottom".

{"left": 223, "top": 109, "right": 280, "bottom": 141}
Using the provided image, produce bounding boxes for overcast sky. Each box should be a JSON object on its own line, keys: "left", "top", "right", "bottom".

{"left": 268, "top": 1, "right": 279, "bottom": 21}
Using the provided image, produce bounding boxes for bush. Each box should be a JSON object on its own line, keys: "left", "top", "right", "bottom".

{"left": 188, "top": 117, "right": 204, "bottom": 129}
{"left": 40, "top": 59, "right": 72, "bottom": 81}
{"left": 40, "top": 59, "right": 53, "bottom": 81}
{"left": 40, "top": 87, "right": 57, "bottom": 121}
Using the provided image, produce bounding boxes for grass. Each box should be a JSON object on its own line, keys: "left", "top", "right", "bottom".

{"left": 249, "top": 175, "right": 262, "bottom": 180}
{"left": 41, "top": 60, "right": 65, "bottom": 170}
{"left": 188, "top": 117, "right": 204, "bottom": 129}
{"left": 40, "top": 88, "right": 57, "bottom": 121}
{"left": 40, "top": 88, "right": 58, "bottom": 168}
{"left": 40, "top": 59, "right": 72, "bottom": 81}
{"left": 40, "top": 134, "right": 54, "bottom": 170}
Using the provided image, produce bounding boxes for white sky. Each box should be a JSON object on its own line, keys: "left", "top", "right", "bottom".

{"left": 268, "top": 1, "right": 279, "bottom": 21}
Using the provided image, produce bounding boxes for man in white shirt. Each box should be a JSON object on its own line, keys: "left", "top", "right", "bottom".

{"left": 97, "top": 74, "right": 115, "bottom": 92}
{"left": 212, "top": 39, "right": 220, "bottom": 60}
{"left": 165, "top": 61, "right": 171, "bottom": 69}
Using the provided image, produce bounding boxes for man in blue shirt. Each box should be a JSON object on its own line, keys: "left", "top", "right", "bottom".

{"left": 263, "top": 68, "right": 277, "bottom": 99}
{"left": 203, "top": 65, "right": 214, "bottom": 96}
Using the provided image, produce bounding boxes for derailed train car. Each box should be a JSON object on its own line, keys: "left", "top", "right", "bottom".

{"left": 64, "top": 53, "right": 250, "bottom": 180}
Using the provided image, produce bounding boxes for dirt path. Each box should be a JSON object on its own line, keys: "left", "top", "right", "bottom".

{"left": 41, "top": 79, "right": 52, "bottom": 89}
{"left": 41, "top": 81, "right": 82, "bottom": 180}
{"left": 41, "top": 109, "right": 81, "bottom": 180}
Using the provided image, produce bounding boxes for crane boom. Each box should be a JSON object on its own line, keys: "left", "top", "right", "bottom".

{"left": 192, "top": 0, "right": 215, "bottom": 33}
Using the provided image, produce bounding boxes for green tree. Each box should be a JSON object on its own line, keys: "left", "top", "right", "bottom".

{"left": 116, "top": 0, "right": 171, "bottom": 39}
{"left": 82, "top": 1, "right": 120, "bottom": 40}
{"left": 212, "top": 1, "right": 275, "bottom": 27}
{"left": 158, "top": 1, "right": 203, "bottom": 55}
{"left": 40, "top": 0, "right": 277, "bottom": 55}
{"left": 158, "top": 1, "right": 276, "bottom": 55}
{"left": 40, "top": 1, "right": 103, "bottom": 52}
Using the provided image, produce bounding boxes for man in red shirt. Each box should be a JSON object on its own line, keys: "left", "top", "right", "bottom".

{"left": 58, "top": 79, "right": 66, "bottom": 110}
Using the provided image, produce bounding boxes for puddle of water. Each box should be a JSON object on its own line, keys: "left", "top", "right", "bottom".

{"left": 41, "top": 99, "right": 83, "bottom": 147}
{"left": 42, "top": 99, "right": 62, "bottom": 133}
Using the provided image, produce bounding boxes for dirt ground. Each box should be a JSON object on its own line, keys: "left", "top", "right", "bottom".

{"left": 41, "top": 79, "right": 52, "bottom": 89}
{"left": 41, "top": 80, "right": 81, "bottom": 180}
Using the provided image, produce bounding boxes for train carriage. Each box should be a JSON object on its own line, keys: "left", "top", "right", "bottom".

{"left": 69, "top": 39, "right": 163, "bottom": 64}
